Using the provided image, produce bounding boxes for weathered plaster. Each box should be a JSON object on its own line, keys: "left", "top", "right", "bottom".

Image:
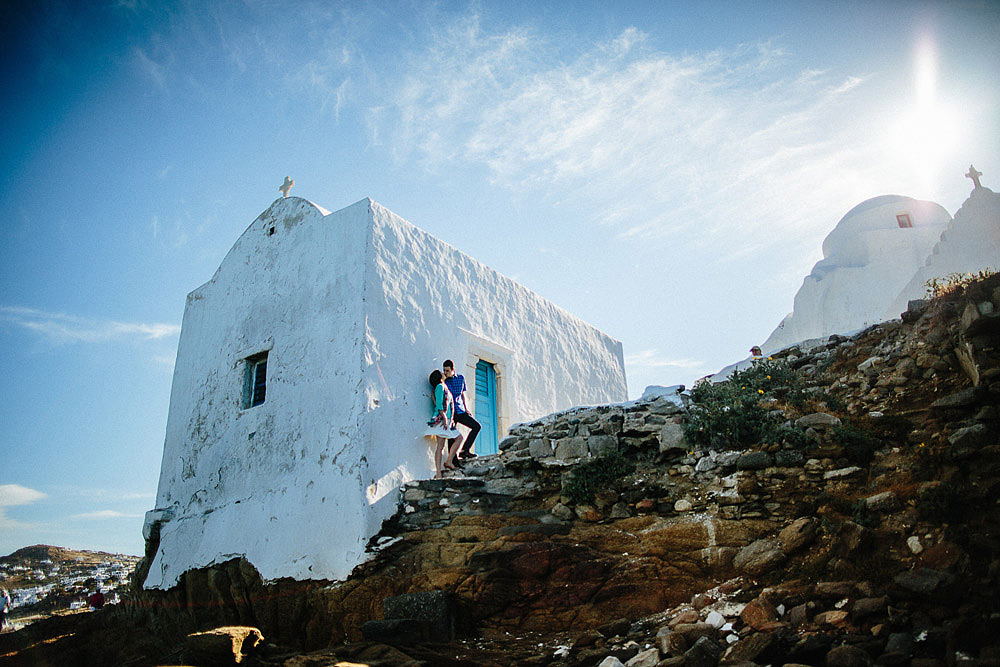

{"left": 144, "top": 197, "right": 626, "bottom": 589}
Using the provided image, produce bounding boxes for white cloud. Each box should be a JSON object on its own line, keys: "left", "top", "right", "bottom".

{"left": 0, "top": 484, "right": 47, "bottom": 507}
{"left": 73, "top": 510, "right": 142, "bottom": 520}
{"left": 371, "top": 21, "right": 886, "bottom": 257}
{"left": 0, "top": 306, "right": 180, "bottom": 345}
{"left": 0, "top": 484, "right": 47, "bottom": 529}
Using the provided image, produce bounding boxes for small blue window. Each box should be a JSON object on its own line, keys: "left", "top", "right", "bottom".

{"left": 243, "top": 352, "right": 268, "bottom": 408}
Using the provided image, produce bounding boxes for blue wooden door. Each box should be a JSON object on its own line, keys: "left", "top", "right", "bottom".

{"left": 474, "top": 360, "right": 499, "bottom": 455}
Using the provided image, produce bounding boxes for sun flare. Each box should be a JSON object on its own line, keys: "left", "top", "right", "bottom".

{"left": 887, "top": 33, "right": 964, "bottom": 194}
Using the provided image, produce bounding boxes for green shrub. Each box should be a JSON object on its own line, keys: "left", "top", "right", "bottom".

{"left": 777, "top": 425, "right": 810, "bottom": 450}
{"left": 684, "top": 357, "right": 802, "bottom": 450}
{"left": 924, "top": 269, "right": 996, "bottom": 299}
{"left": 563, "top": 450, "right": 635, "bottom": 505}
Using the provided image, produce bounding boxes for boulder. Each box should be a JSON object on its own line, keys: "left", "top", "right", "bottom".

{"left": 598, "top": 658, "right": 627, "bottom": 667}
{"left": 721, "top": 631, "right": 779, "bottom": 664}
{"left": 775, "top": 449, "right": 805, "bottom": 467}
{"left": 599, "top": 618, "right": 632, "bottom": 638}
{"left": 778, "top": 517, "right": 818, "bottom": 554}
{"left": 672, "top": 622, "right": 718, "bottom": 645}
{"left": 797, "top": 413, "right": 842, "bottom": 429}
{"left": 704, "top": 610, "right": 725, "bottom": 628}
{"left": 589, "top": 434, "right": 619, "bottom": 456}
{"left": 739, "top": 596, "right": 778, "bottom": 630}
{"left": 183, "top": 626, "right": 263, "bottom": 666}
{"left": 655, "top": 626, "right": 674, "bottom": 655}
{"left": 948, "top": 423, "right": 993, "bottom": 449}
{"left": 893, "top": 568, "right": 955, "bottom": 596}
{"left": 864, "top": 491, "right": 899, "bottom": 512}
{"left": 814, "top": 610, "right": 849, "bottom": 626}
{"left": 625, "top": 647, "right": 661, "bottom": 667}
{"left": 695, "top": 457, "right": 717, "bottom": 472}
{"left": 660, "top": 423, "right": 687, "bottom": 453}
{"left": 554, "top": 437, "right": 590, "bottom": 460}
{"left": 825, "top": 644, "right": 872, "bottom": 667}
{"left": 824, "top": 466, "right": 862, "bottom": 480}
{"left": 736, "top": 451, "right": 773, "bottom": 471}
{"left": 674, "top": 499, "right": 694, "bottom": 512}
{"left": 931, "top": 387, "right": 983, "bottom": 409}
{"left": 851, "top": 596, "right": 888, "bottom": 619}
{"left": 733, "top": 539, "right": 785, "bottom": 576}
{"left": 528, "top": 438, "right": 553, "bottom": 458}
{"left": 684, "top": 635, "right": 723, "bottom": 667}
{"left": 814, "top": 581, "right": 853, "bottom": 598}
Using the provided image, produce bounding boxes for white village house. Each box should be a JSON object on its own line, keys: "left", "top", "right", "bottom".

{"left": 143, "top": 195, "right": 627, "bottom": 590}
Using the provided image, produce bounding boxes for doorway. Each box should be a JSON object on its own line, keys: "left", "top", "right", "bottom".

{"left": 474, "top": 359, "right": 499, "bottom": 455}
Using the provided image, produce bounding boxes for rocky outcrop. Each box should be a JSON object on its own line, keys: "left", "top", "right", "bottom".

{"left": 4, "top": 274, "right": 999, "bottom": 667}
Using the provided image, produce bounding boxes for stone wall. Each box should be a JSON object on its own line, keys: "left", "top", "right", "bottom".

{"left": 115, "top": 274, "right": 1000, "bottom": 666}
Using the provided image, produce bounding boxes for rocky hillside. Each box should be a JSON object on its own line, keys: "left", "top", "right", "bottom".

{"left": 2, "top": 273, "right": 997, "bottom": 667}
{"left": 0, "top": 544, "right": 132, "bottom": 568}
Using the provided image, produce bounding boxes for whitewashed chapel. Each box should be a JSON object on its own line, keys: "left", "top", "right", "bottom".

{"left": 143, "top": 195, "right": 628, "bottom": 590}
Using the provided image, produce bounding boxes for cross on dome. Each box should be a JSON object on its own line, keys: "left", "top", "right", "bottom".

{"left": 279, "top": 176, "right": 295, "bottom": 198}
{"left": 966, "top": 165, "right": 983, "bottom": 190}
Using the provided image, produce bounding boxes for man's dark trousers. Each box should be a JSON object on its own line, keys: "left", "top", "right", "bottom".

{"left": 450, "top": 412, "right": 481, "bottom": 455}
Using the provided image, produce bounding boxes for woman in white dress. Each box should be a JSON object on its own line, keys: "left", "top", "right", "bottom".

{"left": 425, "top": 369, "right": 465, "bottom": 478}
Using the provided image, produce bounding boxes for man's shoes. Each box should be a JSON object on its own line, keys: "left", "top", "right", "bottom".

{"left": 461, "top": 452, "right": 478, "bottom": 460}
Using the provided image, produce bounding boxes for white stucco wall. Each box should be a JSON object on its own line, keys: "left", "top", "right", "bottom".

{"left": 885, "top": 186, "right": 1000, "bottom": 317}
{"left": 144, "top": 197, "right": 626, "bottom": 590}
{"left": 761, "top": 195, "right": 950, "bottom": 353}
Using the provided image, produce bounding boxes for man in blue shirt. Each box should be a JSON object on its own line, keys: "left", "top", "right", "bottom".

{"left": 443, "top": 359, "right": 482, "bottom": 460}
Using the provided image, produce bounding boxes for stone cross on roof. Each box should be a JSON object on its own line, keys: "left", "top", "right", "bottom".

{"left": 966, "top": 165, "right": 983, "bottom": 190}
{"left": 279, "top": 176, "right": 295, "bottom": 198}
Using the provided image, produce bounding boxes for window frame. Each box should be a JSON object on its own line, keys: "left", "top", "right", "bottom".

{"left": 242, "top": 351, "right": 269, "bottom": 408}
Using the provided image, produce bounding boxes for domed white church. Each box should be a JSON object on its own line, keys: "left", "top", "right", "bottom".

{"left": 761, "top": 195, "right": 951, "bottom": 353}
{"left": 762, "top": 169, "right": 999, "bottom": 355}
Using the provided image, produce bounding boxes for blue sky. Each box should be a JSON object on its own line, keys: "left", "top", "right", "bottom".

{"left": 1, "top": 0, "right": 998, "bottom": 557}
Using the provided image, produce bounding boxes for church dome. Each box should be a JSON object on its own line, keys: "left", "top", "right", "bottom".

{"left": 820, "top": 195, "right": 951, "bottom": 265}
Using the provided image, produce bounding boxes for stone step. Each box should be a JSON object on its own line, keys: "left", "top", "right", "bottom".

{"left": 361, "top": 590, "right": 456, "bottom": 644}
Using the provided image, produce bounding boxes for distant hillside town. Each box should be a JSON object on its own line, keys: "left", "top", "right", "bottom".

{"left": 0, "top": 545, "right": 140, "bottom": 629}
